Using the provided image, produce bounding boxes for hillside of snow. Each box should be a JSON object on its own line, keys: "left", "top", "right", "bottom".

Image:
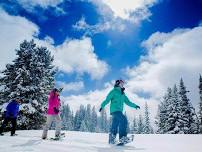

{"left": 0, "top": 130, "right": 201, "bottom": 152}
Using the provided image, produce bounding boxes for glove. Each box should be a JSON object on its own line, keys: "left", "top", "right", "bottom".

{"left": 54, "top": 107, "right": 59, "bottom": 114}
{"left": 99, "top": 107, "right": 103, "bottom": 112}
{"left": 136, "top": 105, "right": 140, "bottom": 109}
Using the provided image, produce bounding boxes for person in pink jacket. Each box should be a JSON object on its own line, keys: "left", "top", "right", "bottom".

{"left": 42, "top": 88, "right": 61, "bottom": 139}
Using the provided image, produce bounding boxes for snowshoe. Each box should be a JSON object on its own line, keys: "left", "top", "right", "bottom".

{"left": 50, "top": 132, "right": 65, "bottom": 141}
{"left": 11, "top": 133, "right": 18, "bottom": 136}
{"left": 108, "top": 133, "right": 116, "bottom": 144}
{"left": 116, "top": 135, "right": 134, "bottom": 146}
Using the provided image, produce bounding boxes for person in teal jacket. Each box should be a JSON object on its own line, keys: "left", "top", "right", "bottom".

{"left": 99, "top": 79, "right": 140, "bottom": 144}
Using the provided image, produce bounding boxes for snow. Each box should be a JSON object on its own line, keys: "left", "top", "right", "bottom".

{"left": 0, "top": 130, "right": 201, "bottom": 152}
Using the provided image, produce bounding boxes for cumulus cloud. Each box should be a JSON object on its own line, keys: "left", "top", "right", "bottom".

{"left": 0, "top": 8, "right": 109, "bottom": 80}
{"left": 126, "top": 26, "right": 202, "bottom": 106}
{"left": 90, "top": 0, "right": 156, "bottom": 23}
{"left": 54, "top": 37, "right": 109, "bottom": 80}
{"left": 75, "top": 0, "right": 157, "bottom": 34}
{"left": 0, "top": 8, "right": 39, "bottom": 71}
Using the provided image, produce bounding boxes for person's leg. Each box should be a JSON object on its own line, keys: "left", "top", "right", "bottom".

{"left": 0, "top": 117, "right": 9, "bottom": 134}
{"left": 119, "top": 113, "right": 128, "bottom": 140}
{"left": 55, "top": 114, "right": 61, "bottom": 137}
{"left": 109, "top": 112, "right": 120, "bottom": 144}
{"left": 11, "top": 118, "right": 17, "bottom": 136}
{"left": 110, "top": 112, "right": 120, "bottom": 136}
{"left": 42, "top": 115, "right": 54, "bottom": 139}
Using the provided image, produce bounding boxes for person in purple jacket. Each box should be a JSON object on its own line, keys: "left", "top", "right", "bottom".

{"left": 0, "top": 98, "right": 21, "bottom": 136}
{"left": 42, "top": 88, "right": 61, "bottom": 139}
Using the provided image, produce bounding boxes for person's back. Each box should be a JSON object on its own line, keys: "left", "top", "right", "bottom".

{"left": 0, "top": 98, "right": 21, "bottom": 136}
{"left": 6, "top": 100, "right": 19, "bottom": 118}
{"left": 101, "top": 86, "right": 138, "bottom": 114}
{"left": 99, "top": 79, "right": 140, "bottom": 145}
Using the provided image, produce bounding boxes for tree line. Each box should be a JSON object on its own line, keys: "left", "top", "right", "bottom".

{"left": 58, "top": 102, "right": 154, "bottom": 134}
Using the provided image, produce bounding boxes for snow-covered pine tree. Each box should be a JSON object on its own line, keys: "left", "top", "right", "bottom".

{"left": 100, "top": 109, "right": 108, "bottom": 133}
{"left": 166, "top": 85, "right": 181, "bottom": 134}
{"left": 156, "top": 87, "right": 172, "bottom": 134}
{"left": 90, "top": 106, "right": 97, "bottom": 132}
{"left": 124, "top": 112, "right": 130, "bottom": 133}
{"left": 80, "top": 120, "right": 88, "bottom": 132}
{"left": 199, "top": 74, "right": 202, "bottom": 133}
{"left": 74, "top": 105, "right": 86, "bottom": 131}
{"left": 0, "top": 40, "right": 55, "bottom": 129}
{"left": 61, "top": 104, "right": 73, "bottom": 130}
{"left": 131, "top": 116, "right": 138, "bottom": 134}
{"left": 137, "top": 115, "right": 144, "bottom": 134}
{"left": 178, "top": 78, "right": 199, "bottom": 134}
{"left": 144, "top": 102, "right": 153, "bottom": 134}
{"left": 84, "top": 104, "right": 91, "bottom": 132}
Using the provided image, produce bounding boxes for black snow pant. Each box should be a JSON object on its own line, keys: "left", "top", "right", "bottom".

{"left": 110, "top": 111, "right": 128, "bottom": 139}
{"left": 0, "top": 117, "right": 17, "bottom": 135}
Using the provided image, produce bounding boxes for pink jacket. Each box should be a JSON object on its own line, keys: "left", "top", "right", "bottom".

{"left": 47, "top": 91, "right": 60, "bottom": 115}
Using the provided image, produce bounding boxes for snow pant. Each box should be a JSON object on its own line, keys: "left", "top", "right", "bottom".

{"left": 42, "top": 114, "right": 61, "bottom": 138}
{"left": 0, "top": 117, "right": 17, "bottom": 135}
{"left": 110, "top": 111, "right": 128, "bottom": 139}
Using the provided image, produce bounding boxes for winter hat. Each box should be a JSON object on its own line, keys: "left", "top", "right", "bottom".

{"left": 53, "top": 88, "right": 59, "bottom": 92}
{"left": 114, "top": 79, "right": 125, "bottom": 88}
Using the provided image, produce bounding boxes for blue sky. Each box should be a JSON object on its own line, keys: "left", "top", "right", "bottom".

{"left": 0, "top": 0, "right": 202, "bottom": 119}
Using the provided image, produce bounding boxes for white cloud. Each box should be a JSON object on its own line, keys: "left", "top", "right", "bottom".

{"left": 17, "top": 0, "right": 63, "bottom": 9}
{"left": 75, "top": 0, "right": 157, "bottom": 34}
{"left": 0, "top": 8, "right": 109, "bottom": 80}
{"left": 90, "top": 0, "right": 157, "bottom": 23}
{"left": 57, "top": 81, "right": 84, "bottom": 92}
{"left": 73, "top": 16, "right": 126, "bottom": 35}
{"left": 126, "top": 26, "right": 202, "bottom": 107}
{"left": 16, "top": 0, "right": 67, "bottom": 17}
{"left": 54, "top": 37, "right": 109, "bottom": 80}
{"left": 0, "top": 8, "right": 39, "bottom": 71}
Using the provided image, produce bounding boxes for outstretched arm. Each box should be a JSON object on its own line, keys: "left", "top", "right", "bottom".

{"left": 100, "top": 90, "right": 113, "bottom": 109}
{"left": 124, "top": 96, "right": 140, "bottom": 109}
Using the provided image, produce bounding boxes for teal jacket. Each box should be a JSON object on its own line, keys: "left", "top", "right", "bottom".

{"left": 101, "top": 87, "right": 138, "bottom": 114}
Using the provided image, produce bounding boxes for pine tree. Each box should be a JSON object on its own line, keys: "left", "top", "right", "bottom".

{"left": 131, "top": 116, "right": 138, "bottom": 134}
{"left": 100, "top": 109, "right": 108, "bottom": 132}
{"left": 178, "top": 78, "right": 199, "bottom": 134}
{"left": 144, "top": 102, "right": 153, "bottom": 134}
{"left": 137, "top": 115, "right": 144, "bottom": 134}
{"left": 80, "top": 120, "right": 88, "bottom": 132}
{"left": 199, "top": 74, "right": 202, "bottom": 133}
{"left": 124, "top": 112, "right": 130, "bottom": 133}
{"left": 84, "top": 104, "right": 91, "bottom": 132}
{"left": 156, "top": 87, "right": 172, "bottom": 133}
{"left": 74, "top": 105, "right": 86, "bottom": 131}
{"left": 0, "top": 40, "right": 55, "bottom": 129}
{"left": 61, "top": 104, "right": 73, "bottom": 130}
{"left": 166, "top": 85, "right": 181, "bottom": 134}
{"left": 90, "top": 106, "right": 97, "bottom": 132}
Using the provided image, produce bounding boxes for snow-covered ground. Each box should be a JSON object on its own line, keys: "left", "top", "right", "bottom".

{"left": 0, "top": 130, "right": 201, "bottom": 152}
